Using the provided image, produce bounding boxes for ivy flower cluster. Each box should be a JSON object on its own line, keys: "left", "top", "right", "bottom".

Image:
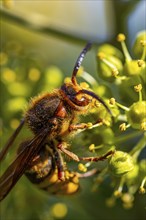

{"left": 78, "top": 31, "right": 146, "bottom": 208}
{"left": 0, "top": 31, "right": 145, "bottom": 210}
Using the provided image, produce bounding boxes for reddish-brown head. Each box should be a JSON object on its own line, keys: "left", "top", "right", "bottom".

{"left": 61, "top": 43, "right": 113, "bottom": 116}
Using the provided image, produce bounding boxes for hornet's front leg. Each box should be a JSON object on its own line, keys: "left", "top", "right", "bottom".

{"left": 69, "top": 120, "right": 103, "bottom": 132}
{"left": 57, "top": 142, "right": 80, "bottom": 162}
{"left": 57, "top": 142, "right": 114, "bottom": 163}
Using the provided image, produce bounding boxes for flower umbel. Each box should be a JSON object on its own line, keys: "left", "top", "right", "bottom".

{"left": 93, "top": 31, "right": 146, "bottom": 208}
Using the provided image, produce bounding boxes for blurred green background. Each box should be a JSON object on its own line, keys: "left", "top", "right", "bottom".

{"left": 0, "top": 1, "right": 146, "bottom": 220}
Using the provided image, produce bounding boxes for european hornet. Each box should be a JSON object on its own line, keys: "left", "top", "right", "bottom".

{"left": 0, "top": 43, "right": 113, "bottom": 201}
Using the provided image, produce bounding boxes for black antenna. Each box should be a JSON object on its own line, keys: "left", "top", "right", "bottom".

{"left": 71, "top": 42, "right": 92, "bottom": 85}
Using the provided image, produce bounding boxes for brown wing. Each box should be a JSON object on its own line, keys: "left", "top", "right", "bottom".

{"left": 0, "top": 119, "right": 25, "bottom": 162}
{"left": 0, "top": 128, "right": 49, "bottom": 201}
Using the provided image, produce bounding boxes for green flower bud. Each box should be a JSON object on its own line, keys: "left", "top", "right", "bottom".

{"left": 97, "top": 44, "right": 123, "bottom": 60}
{"left": 108, "top": 151, "right": 134, "bottom": 177}
{"left": 80, "top": 126, "right": 115, "bottom": 152}
{"left": 139, "top": 160, "right": 146, "bottom": 177}
{"left": 123, "top": 60, "right": 142, "bottom": 76}
{"left": 97, "top": 54, "right": 123, "bottom": 82}
{"left": 108, "top": 56, "right": 123, "bottom": 72}
{"left": 126, "top": 101, "right": 146, "bottom": 130}
{"left": 133, "top": 31, "right": 146, "bottom": 57}
{"left": 98, "top": 62, "right": 114, "bottom": 82}
{"left": 125, "top": 164, "right": 139, "bottom": 185}
{"left": 101, "top": 127, "right": 115, "bottom": 145}
{"left": 93, "top": 85, "right": 112, "bottom": 99}
{"left": 93, "top": 101, "right": 113, "bottom": 126}
{"left": 118, "top": 75, "right": 143, "bottom": 104}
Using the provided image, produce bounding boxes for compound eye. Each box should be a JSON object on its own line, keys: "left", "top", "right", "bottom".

{"left": 74, "top": 93, "right": 91, "bottom": 106}
{"left": 66, "top": 86, "right": 76, "bottom": 96}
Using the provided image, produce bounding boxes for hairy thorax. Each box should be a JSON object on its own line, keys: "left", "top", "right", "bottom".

{"left": 25, "top": 91, "right": 76, "bottom": 140}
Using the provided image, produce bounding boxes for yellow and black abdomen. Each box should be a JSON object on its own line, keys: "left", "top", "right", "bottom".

{"left": 25, "top": 146, "right": 80, "bottom": 195}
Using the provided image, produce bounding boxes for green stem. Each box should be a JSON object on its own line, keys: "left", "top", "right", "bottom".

{"left": 121, "top": 41, "right": 132, "bottom": 61}
{"left": 139, "top": 90, "right": 142, "bottom": 102}
{"left": 92, "top": 167, "right": 108, "bottom": 192}
{"left": 130, "top": 133, "right": 146, "bottom": 160}
{"left": 141, "top": 176, "right": 146, "bottom": 188}
{"left": 116, "top": 102, "right": 129, "bottom": 111}
{"left": 102, "top": 58, "right": 118, "bottom": 70}
{"left": 114, "top": 131, "right": 142, "bottom": 144}
{"left": 81, "top": 71, "right": 98, "bottom": 86}
{"left": 115, "top": 177, "right": 125, "bottom": 195}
